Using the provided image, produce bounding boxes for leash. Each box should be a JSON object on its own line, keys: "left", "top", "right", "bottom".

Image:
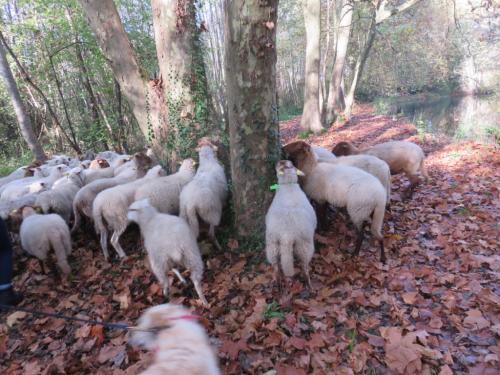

{"left": 0, "top": 303, "right": 131, "bottom": 330}
{"left": 0, "top": 304, "right": 200, "bottom": 332}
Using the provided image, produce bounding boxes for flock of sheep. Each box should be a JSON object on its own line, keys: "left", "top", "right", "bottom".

{"left": 0, "top": 136, "right": 428, "bottom": 374}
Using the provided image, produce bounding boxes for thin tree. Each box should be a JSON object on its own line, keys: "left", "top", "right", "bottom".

{"left": 0, "top": 37, "right": 46, "bottom": 161}
{"left": 225, "top": 0, "right": 280, "bottom": 241}
{"left": 300, "top": 0, "right": 323, "bottom": 133}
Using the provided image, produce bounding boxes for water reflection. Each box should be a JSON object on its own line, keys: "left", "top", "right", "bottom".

{"left": 392, "top": 95, "right": 499, "bottom": 143}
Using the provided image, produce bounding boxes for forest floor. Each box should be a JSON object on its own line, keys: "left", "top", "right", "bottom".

{"left": 1, "top": 104, "right": 499, "bottom": 375}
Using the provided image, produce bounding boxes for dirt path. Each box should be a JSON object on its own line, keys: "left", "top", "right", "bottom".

{"left": 1, "top": 104, "right": 498, "bottom": 375}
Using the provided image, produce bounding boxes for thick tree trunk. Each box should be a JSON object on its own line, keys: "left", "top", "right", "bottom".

{"left": 78, "top": 0, "right": 164, "bottom": 155}
{"left": 300, "top": 0, "right": 323, "bottom": 133}
{"left": 151, "top": 0, "right": 215, "bottom": 169}
{"left": 0, "top": 39, "right": 46, "bottom": 161}
{"left": 325, "top": 0, "right": 353, "bottom": 123}
{"left": 225, "top": 0, "right": 280, "bottom": 241}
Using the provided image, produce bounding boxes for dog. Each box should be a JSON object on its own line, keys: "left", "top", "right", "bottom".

{"left": 129, "top": 304, "right": 220, "bottom": 375}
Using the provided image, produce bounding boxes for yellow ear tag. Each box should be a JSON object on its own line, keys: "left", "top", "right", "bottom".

{"left": 296, "top": 169, "right": 305, "bottom": 176}
{"left": 278, "top": 171, "right": 284, "bottom": 175}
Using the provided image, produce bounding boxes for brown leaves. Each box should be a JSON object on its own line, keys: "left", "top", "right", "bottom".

{"left": 463, "top": 309, "right": 490, "bottom": 330}
{"left": 380, "top": 327, "right": 423, "bottom": 374}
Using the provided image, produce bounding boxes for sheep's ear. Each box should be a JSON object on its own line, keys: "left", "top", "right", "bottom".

{"left": 296, "top": 169, "right": 305, "bottom": 176}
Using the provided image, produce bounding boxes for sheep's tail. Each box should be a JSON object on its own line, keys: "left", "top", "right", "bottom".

{"left": 370, "top": 201, "right": 385, "bottom": 240}
{"left": 420, "top": 158, "right": 429, "bottom": 181}
{"left": 280, "top": 239, "right": 295, "bottom": 278}
{"left": 50, "top": 230, "right": 71, "bottom": 274}
{"left": 181, "top": 203, "right": 199, "bottom": 238}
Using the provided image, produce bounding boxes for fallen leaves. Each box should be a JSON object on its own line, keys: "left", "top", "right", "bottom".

{"left": 463, "top": 309, "right": 491, "bottom": 331}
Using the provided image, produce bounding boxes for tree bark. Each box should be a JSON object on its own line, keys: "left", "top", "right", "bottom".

{"left": 300, "top": 0, "right": 323, "bottom": 133}
{"left": 325, "top": 0, "right": 353, "bottom": 123}
{"left": 225, "top": 0, "right": 280, "bottom": 241}
{"left": 0, "top": 31, "right": 80, "bottom": 153}
{"left": 78, "top": 0, "right": 164, "bottom": 155}
{"left": 0, "top": 38, "right": 46, "bottom": 161}
{"left": 151, "top": 0, "right": 216, "bottom": 169}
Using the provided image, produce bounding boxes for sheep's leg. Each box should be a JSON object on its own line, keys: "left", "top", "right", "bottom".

{"left": 38, "top": 259, "right": 47, "bottom": 274}
{"left": 379, "top": 239, "right": 386, "bottom": 264}
{"left": 150, "top": 262, "right": 170, "bottom": 299}
{"left": 100, "top": 230, "right": 110, "bottom": 260}
{"left": 208, "top": 225, "right": 222, "bottom": 251}
{"left": 110, "top": 230, "right": 127, "bottom": 259}
{"left": 296, "top": 241, "right": 314, "bottom": 290}
{"left": 404, "top": 174, "right": 420, "bottom": 199}
{"left": 191, "top": 275, "right": 208, "bottom": 306}
{"left": 302, "top": 263, "right": 312, "bottom": 291}
{"left": 172, "top": 268, "right": 186, "bottom": 284}
{"left": 353, "top": 226, "right": 365, "bottom": 257}
{"left": 273, "top": 263, "right": 283, "bottom": 293}
{"left": 316, "top": 202, "right": 329, "bottom": 231}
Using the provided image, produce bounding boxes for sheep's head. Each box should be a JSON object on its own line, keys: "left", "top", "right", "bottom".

{"left": 332, "top": 141, "right": 357, "bottom": 156}
{"left": 129, "top": 304, "right": 196, "bottom": 350}
{"left": 196, "top": 137, "right": 218, "bottom": 160}
{"left": 179, "top": 158, "right": 197, "bottom": 173}
{"left": 90, "top": 158, "right": 110, "bottom": 169}
{"left": 276, "top": 160, "right": 304, "bottom": 185}
{"left": 127, "top": 198, "right": 152, "bottom": 222}
{"left": 20, "top": 206, "right": 38, "bottom": 219}
{"left": 282, "top": 141, "right": 315, "bottom": 171}
{"left": 133, "top": 152, "right": 153, "bottom": 171}
{"left": 145, "top": 165, "right": 166, "bottom": 178}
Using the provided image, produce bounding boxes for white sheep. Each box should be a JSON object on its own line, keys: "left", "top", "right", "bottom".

{"left": 0, "top": 192, "right": 47, "bottom": 220}
{"left": 134, "top": 158, "right": 196, "bottom": 214}
{"left": 129, "top": 304, "right": 220, "bottom": 375}
{"left": 332, "top": 140, "right": 428, "bottom": 198}
{"left": 71, "top": 153, "right": 151, "bottom": 233}
{"left": 83, "top": 156, "right": 129, "bottom": 184}
{"left": 179, "top": 138, "right": 227, "bottom": 250}
{"left": 92, "top": 166, "right": 165, "bottom": 259}
{"left": 19, "top": 207, "right": 72, "bottom": 274}
{"left": 127, "top": 199, "right": 208, "bottom": 305}
{"left": 284, "top": 141, "right": 387, "bottom": 263}
{"left": 0, "top": 164, "right": 69, "bottom": 202}
{"left": 265, "top": 160, "right": 317, "bottom": 289}
{"left": 35, "top": 168, "right": 85, "bottom": 222}
{"left": 0, "top": 166, "right": 31, "bottom": 188}
{"left": 312, "top": 145, "right": 337, "bottom": 163}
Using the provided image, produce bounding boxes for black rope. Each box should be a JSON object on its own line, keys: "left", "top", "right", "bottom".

{"left": 0, "top": 304, "right": 131, "bottom": 330}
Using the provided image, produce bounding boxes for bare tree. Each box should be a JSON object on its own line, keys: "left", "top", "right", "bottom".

{"left": 300, "top": 0, "right": 323, "bottom": 133}
{"left": 0, "top": 38, "right": 46, "bottom": 161}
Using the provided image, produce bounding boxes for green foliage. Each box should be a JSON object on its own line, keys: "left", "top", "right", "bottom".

{"left": 263, "top": 301, "right": 284, "bottom": 320}
{"left": 298, "top": 130, "right": 313, "bottom": 139}
{"left": 278, "top": 104, "right": 302, "bottom": 122}
{"left": 0, "top": 151, "right": 33, "bottom": 177}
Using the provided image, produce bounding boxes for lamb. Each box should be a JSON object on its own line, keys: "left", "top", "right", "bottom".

{"left": 0, "top": 164, "right": 69, "bottom": 202}
{"left": 134, "top": 158, "right": 196, "bottom": 214}
{"left": 92, "top": 165, "right": 165, "bottom": 259}
{"left": 0, "top": 191, "right": 48, "bottom": 220}
{"left": 127, "top": 199, "right": 208, "bottom": 305}
{"left": 129, "top": 304, "right": 221, "bottom": 375}
{"left": 71, "top": 152, "right": 151, "bottom": 233}
{"left": 34, "top": 168, "right": 85, "bottom": 222}
{"left": 283, "top": 141, "right": 387, "bottom": 263}
{"left": 0, "top": 166, "right": 31, "bottom": 188}
{"left": 179, "top": 138, "right": 227, "bottom": 250}
{"left": 265, "top": 160, "right": 317, "bottom": 289}
{"left": 332, "top": 140, "right": 428, "bottom": 198}
{"left": 19, "top": 206, "right": 72, "bottom": 274}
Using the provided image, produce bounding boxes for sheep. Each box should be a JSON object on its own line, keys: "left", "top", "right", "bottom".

{"left": 0, "top": 166, "right": 31, "bottom": 188}
{"left": 34, "top": 168, "right": 85, "bottom": 222}
{"left": 265, "top": 160, "right": 317, "bottom": 289}
{"left": 127, "top": 199, "right": 208, "bottom": 305}
{"left": 71, "top": 152, "right": 152, "bottom": 233}
{"left": 83, "top": 156, "right": 130, "bottom": 184}
{"left": 0, "top": 164, "right": 69, "bottom": 202}
{"left": 79, "top": 160, "right": 92, "bottom": 169}
{"left": 19, "top": 206, "right": 72, "bottom": 274}
{"left": 92, "top": 165, "right": 165, "bottom": 259}
{"left": 0, "top": 191, "right": 48, "bottom": 220}
{"left": 129, "top": 304, "right": 220, "bottom": 375}
{"left": 312, "top": 145, "right": 338, "bottom": 163}
{"left": 88, "top": 158, "right": 110, "bottom": 170}
{"left": 134, "top": 158, "right": 196, "bottom": 215}
{"left": 332, "top": 140, "right": 428, "bottom": 198}
{"left": 96, "top": 150, "right": 121, "bottom": 162}
{"left": 179, "top": 138, "right": 227, "bottom": 250}
{"left": 283, "top": 141, "right": 387, "bottom": 263}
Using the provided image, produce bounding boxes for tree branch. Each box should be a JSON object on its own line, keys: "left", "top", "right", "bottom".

{"left": 376, "top": 0, "right": 423, "bottom": 24}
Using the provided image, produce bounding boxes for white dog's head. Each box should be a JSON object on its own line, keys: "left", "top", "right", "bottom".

{"left": 129, "top": 304, "right": 197, "bottom": 350}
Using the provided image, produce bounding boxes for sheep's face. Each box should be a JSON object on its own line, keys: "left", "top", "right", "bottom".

{"left": 332, "top": 141, "right": 355, "bottom": 156}
{"left": 145, "top": 165, "right": 166, "bottom": 178}
{"left": 127, "top": 198, "right": 151, "bottom": 222}
{"left": 129, "top": 304, "right": 193, "bottom": 350}
{"left": 21, "top": 206, "right": 37, "bottom": 219}
{"left": 133, "top": 153, "right": 153, "bottom": 170}
{"left": 282, "top": 141, "right": 314, "bottom": 170}
{"left": 179, "top": 158, "right": 197, "bottom": 173}
{"left": 28, "top": 181, "right": 46, "bottom": 193}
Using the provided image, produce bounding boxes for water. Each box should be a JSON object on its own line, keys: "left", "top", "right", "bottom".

{"left": 384, "top": 94, "right": 499, "bottom": 143}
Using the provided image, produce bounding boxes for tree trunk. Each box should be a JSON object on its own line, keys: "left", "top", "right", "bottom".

{"left": 0, "top": 39, "right": 46, "bottom": 161}
{"left": 225, "top": 0, "right": 280, "bottom": 242}
{"left": 151, "top": 0, "right": 216, "bottom": 169}
{"left": 300, "top": 0, "right": 323, "bottom": 133}
{"left": 78, "top": 0, "right": 164, "bottom": 156}
{"left": 344, "top": 4, "right": 377, "bottom": 120}
{"left": 325, "top": 0, "right": 353, "bottom": 123}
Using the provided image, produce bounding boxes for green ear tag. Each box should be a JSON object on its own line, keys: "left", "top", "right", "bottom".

{"left": 270, "top": 183, "right": 280, "bottom": 191}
